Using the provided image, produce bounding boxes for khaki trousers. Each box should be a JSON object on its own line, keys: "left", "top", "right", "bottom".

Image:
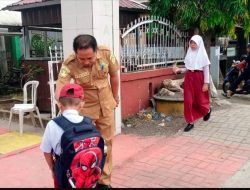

{"left": 94, "top": 110, "right": 115, "bottom": 185}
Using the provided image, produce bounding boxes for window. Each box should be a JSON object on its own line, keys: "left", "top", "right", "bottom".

{"left": 25, "top": 27, "right": 62, "bottom": 59}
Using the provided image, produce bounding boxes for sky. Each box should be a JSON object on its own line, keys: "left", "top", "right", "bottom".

{"left": 0, "top": 0, "right": 19, "bottom": 10}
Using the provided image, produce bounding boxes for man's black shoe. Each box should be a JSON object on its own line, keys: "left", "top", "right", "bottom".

{"left": 95, "top": 183, "right": 112, "bottom": 189}
{"left": 184, "top": 123, "right": 194, "bottom": 132}
{"left": 203, "top": 108, "right": 212, "bottom": 121}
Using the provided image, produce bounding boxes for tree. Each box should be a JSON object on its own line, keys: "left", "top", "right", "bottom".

{"left": 149, "top": 0, "right": 250, "bottom": 49}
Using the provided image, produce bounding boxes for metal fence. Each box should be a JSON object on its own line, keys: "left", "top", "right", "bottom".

{"left": 48, "top": 45, "right": 63, "bottom": 118}
{"left": 120, "top": 16, "right": 189, "bottom": 72}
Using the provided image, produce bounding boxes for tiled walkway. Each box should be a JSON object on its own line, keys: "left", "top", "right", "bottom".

{"left": 0, "top": 95, "right": 250, "bottom": 188}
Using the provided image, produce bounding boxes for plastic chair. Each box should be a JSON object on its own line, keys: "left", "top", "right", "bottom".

{"left": 8, "top": 80, "right": 44, "bottom": 134}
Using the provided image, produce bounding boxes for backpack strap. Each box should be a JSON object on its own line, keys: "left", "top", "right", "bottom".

{"left": 53, "top": 115, "right": 93, "bottom": 132}
{"left": 82, "top": 116, "right": 92, "bottom": 124}
{"left": 53, "top": 116, "right": 72, "bottom": 131}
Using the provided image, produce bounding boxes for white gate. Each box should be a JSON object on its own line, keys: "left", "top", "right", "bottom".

{"left": 48, "top": 45, "right": 63, "bottom": 118}
{"left": 120, "top": 16, "right": 189, "bottom": 72}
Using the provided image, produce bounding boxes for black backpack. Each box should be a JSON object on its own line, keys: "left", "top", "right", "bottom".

{"left": 53, "top": 115, "right": 105, "bottom": 188}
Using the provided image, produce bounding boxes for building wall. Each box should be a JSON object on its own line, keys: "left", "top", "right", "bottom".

{"left": 121, "top": 68, "right": 183, "bottom": 118}
{"left": 61, "top": 0, "right": 122, "bottom": 134}
{"left": 120, "top": 11, "right": 140, "bottom": 29}
{"left": 120, "top": 10, "right": 149, "bottom": 29}
{"left": 22, "top": 5, "right": 61, "bottom": 27}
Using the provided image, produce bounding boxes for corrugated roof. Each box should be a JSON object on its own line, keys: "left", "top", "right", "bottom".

{"left": 4, "top": 0, "right": 148, "bottom": 11}
{"left": 0, "top": 10, "right": 22, "bottom": 26}
{"left": 119, "top": 0, "right": 148, "bottom": 10}
{"left": 8, "top": 0, "right": 44, "bottom": 7}
{"left": 2, "top": 0, "right": 59, "bottom": 11}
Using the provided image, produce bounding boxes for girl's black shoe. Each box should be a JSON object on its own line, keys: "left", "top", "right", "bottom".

{"left": 203, "top": 108, "right": 212, "bottom": 121}
{"left": 184, "top": 123, "right": 194, "bottom": 132}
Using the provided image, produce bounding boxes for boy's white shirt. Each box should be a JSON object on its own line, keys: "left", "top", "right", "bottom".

{"left": 40, "top": 109, "right": 84, "bottom": 155}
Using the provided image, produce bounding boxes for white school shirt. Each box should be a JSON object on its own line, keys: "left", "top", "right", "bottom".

{"left": 181, "top": 65, "right": 210, "bottom": 84}
{"left": 40, "top": 109, "right": 84, "bottom": 155}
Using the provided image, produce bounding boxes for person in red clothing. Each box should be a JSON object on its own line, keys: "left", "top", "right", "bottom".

{"left": 230, "top": 54, "right": 247, "bottom": 92}
{"left": 173, "top": 35, "right": 212, "bottom": 132}
{"left": 227, "top": 44, "right": 250, "bottom": 97}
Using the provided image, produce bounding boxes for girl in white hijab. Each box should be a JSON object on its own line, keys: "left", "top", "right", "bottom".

{"left": 173, "top": 35, "right": 211, "bottom": 132}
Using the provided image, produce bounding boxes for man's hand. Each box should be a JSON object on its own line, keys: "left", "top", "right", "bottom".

{"left": 110, "top": 71, "right": 119, "bottom": 108}
{"left": 114, "top": 96, "right": 119, "bottom": 107}
{"left": 202, "top": 83, "right": 209, "bottom": 92}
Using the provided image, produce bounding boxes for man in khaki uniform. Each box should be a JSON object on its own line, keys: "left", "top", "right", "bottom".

{"left": 55, "top": 34, "right": 119, "bottom": 188}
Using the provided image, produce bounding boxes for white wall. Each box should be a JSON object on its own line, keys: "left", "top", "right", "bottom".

{"left": 61, "top": 0, "right": 121, "bottom": 134}
{"left": 210, "top": 46, "right": 220, "bottom": 88}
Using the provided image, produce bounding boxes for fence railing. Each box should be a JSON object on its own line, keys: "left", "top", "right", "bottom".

{"left": 120, "top": 16, "right": 189, "bottom": 72}
{"left": 48, "top": 46, "right": 63, "bottom": 118}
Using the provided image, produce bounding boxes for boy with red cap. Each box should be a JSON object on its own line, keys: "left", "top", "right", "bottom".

{"left": 40, "top": 83, "right": 101, "bottom": 188}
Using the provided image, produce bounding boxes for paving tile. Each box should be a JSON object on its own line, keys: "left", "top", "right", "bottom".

{"left": 112, "top": 136, "right": 250, "bottom": 187}
{"left": 1, "top": 94, "right": 250, "bottom": 188}
{"left": 0, "top": 128, "right": 8, "bottom": 135}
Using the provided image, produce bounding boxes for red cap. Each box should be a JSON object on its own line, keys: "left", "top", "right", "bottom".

{"left": 59, "top": 83, "right": 84, "bottom": 99}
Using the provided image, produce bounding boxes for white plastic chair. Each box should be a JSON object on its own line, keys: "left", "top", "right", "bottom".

{"left": 8, "top": 80, "right": 44, "bottom": 134}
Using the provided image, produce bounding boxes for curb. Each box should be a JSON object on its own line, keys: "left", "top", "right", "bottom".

{"left": 0, "top": 143, "right": 40, "bottom": 160}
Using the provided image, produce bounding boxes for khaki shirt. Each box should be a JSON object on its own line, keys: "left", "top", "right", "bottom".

{"left": 56, "top": 45, "right": 119, "bottom": 119}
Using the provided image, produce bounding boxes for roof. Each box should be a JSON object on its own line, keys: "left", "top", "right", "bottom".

{"left": 3, "top": 0, "right": 148, "bottom": 11}
{"left": 2, "top": 0, "right": 60, "bottom": 11}
{"left": 0, "top": 10, "right": 22, "bottom": 26}
{"left": 119, "top": 0, "right": 148, "bottom": 10}
{"left": 8, "top": 0, "right": 43, "bottom": 6}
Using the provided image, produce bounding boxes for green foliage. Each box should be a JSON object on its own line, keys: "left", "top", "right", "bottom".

{"left": 149, "top": 0, "right": 250, "bottom": 38}
{"left": 21, "top": 64, "right": 44, "bottom": 88}
{"left": 31, "top": 33, "right": 55, "bottom": 56}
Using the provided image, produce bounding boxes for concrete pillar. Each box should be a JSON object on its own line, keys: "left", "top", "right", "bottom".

{"left": 210, "top": 46, "right": 220, "bottom": 88}
{"left": 61, "top": 0, "right": 121, "bottom": 134}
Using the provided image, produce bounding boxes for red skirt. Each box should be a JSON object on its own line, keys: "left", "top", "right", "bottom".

{"left": 184, "top": 71, "right": 210, "bottom": 123}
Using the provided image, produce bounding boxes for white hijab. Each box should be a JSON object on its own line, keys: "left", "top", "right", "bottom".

{"left": 184, "top": 35, "right": 211, "bottom": 70}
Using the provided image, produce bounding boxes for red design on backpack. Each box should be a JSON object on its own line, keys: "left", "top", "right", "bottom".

{"left": 70, "top": 144, "right": 102, "bottom": 188}
{"left": 73, "top": 137, "right": 100, "bottom": 152}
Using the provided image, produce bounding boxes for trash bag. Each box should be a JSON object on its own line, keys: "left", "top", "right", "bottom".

{"left": 209, "top": 74, "right": 218, "bottom": 98}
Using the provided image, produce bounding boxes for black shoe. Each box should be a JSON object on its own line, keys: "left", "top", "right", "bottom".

{"left": 203, "top": 108, "right": 212, "bottom": 121}
{"left": 184, "top": 123, "right": 194, "bottom": 132}
{"left": 95, "top": 183, "right": 112, "bottom": 189}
